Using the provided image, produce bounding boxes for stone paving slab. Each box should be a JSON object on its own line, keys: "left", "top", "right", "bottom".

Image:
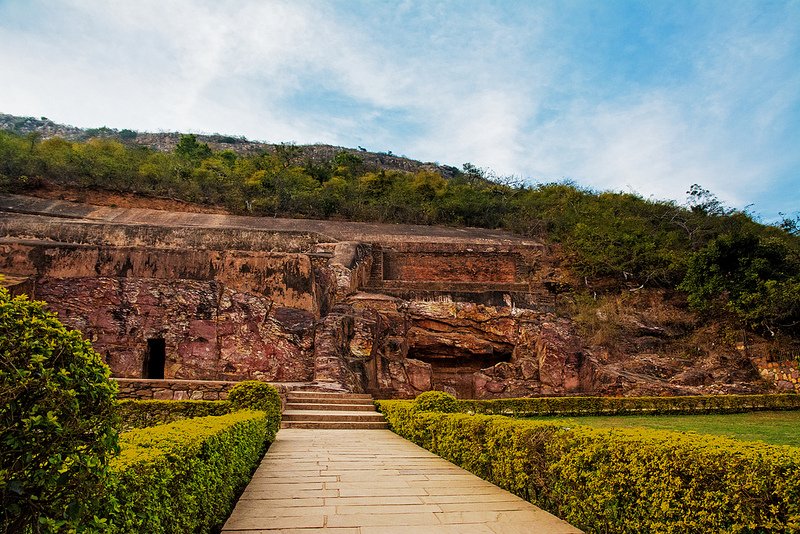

{"left": 222, "top": 429, "right": 581, "bottom": 533}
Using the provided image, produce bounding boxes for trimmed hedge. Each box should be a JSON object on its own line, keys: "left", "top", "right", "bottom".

{"left": 413, "top": 390, "right": 459, "bottom": 413}
{"left": 228, "top": 381, "right": 282, "bottom": 443}
{"left": 118, "top": 381, "right": 282, "bottom": 441}
{"left": 107, "top": 411, "right": 270, "bottom": 533}
{"left": 106, "top": 382, "right": 282, "bottom": 531}
{"left": 458, "top": 393, "right": 800, "bottom": 417}
{"left": 377, "top": 400, "right": 800, "bottom": 533}
{"left": 118, "top": 399, "right": 230, "bottom": 430}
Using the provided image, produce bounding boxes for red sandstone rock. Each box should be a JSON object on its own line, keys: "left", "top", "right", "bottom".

{"left": 3, "top": 195, "right": 779, "bottom": 399}
{"left": 405, "top": 358, "right": 432, "bottom": 391}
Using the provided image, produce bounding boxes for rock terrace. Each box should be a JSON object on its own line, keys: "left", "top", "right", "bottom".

{"left": 1, "top": 193, "right": 765, "bottom": 398}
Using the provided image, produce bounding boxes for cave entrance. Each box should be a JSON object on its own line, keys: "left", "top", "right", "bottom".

{"left": 143, "top": 338, "right": 166, "bottom": 379}
{"left": 409, "top": 346, "right": 513, "bottom": 399}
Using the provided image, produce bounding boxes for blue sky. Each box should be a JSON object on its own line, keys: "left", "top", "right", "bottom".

{"left": 0, "top": 0, "right": 798, "bottom": 221}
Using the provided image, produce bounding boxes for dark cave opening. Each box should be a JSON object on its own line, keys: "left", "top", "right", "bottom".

{"left": 409, "top": 345, "right": 513, "bottom": 398}
{"left": 143, "top": 338, "right": 166, "bottom": 379}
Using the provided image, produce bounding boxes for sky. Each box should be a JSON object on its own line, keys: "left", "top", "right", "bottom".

{"left": 0, "top": 0, "right": 798, "bottom": 221}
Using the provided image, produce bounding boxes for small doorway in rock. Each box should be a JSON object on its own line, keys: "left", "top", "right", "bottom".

{"left": 143, "top": 338, "right": 166, "bottom": 379}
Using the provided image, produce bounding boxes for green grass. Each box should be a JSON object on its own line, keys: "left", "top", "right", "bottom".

{"left": 525, "top": 410, "right": 800, "bottom": 447}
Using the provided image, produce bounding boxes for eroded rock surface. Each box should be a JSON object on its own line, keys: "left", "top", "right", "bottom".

{"left": 1, "top": 194, "right": 771, "bottom": 397}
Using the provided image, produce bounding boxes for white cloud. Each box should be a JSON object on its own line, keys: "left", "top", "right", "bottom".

{"left": 0, "top": 0, "right": 797, "bottom": 217}
{"left": 511, "top": 5, "right": 800, "bottom": 215}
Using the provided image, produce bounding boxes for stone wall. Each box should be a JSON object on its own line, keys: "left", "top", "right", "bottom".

{"left": 752, "top": 357, "right": 800, "bottom": 392}
{"left": 114, "top": 379, "right": 292, "bottom": 410}
{"left": 0, "top": 202, "right": 620, "bottom": 398}
{"left": 115, "top": 378, "right": 238, "bottom": 400}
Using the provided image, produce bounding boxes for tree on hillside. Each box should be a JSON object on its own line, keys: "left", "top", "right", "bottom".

{"left": 686, "top": 184, "right": 726, "bottom": 216}
{"left": 680, "top": 232, "right": 800, "bottom": 336}
{"left": 175, "top": 134, "right": 212, "bottom": 162}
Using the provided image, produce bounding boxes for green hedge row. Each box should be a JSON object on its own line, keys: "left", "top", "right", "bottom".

{"left": 377, "top": 400, "right": 800, "bottom": 533}
{"left": 118, "top": 399, "right": 230, "bottom": 430}
{"left": 118, "top": 381, "right": 283, "bottom": 440}
{"left": 106, "top": 410, "right": 270, "bottom": 533}
{"left": 227, "top": 380, "right": 282, "bottom": 443}
{"left": 457, "top": 393, "right": 800, "bottom": 417}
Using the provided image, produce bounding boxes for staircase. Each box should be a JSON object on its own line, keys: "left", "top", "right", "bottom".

{"left": 281, "top": 390, "right": 388, "bottom": 429}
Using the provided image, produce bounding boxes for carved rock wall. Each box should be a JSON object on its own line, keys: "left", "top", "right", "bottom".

{"left": 324, "top": 294, "right": 591, "bottom": 399}
{"left": 33, "top": 277, "right": 315, "bottom": 381}
{"left": 4, "top": 238, "right": 320, "bottom": 382}
{"left": 1, "top": 242, "right": 318, "bottom": 311}
{"left": 0, "top": 209, "right": 604, "bottom": 397}
{"left": 2, "top": 195, "right": 770, "bottom": 399}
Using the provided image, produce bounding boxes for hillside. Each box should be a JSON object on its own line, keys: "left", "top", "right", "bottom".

{"left": 0, "top": 113, "right": 798, "bottom": 395}
{"left": 0, "top": 113, "right": 457, "bottom": 177}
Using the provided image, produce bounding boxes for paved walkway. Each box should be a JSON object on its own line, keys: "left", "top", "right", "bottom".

{"left": 222, "top": 429, "right": 581, "bottom": 533}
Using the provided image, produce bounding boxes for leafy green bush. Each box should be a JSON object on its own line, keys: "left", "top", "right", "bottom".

{"left": 107, "top": 411, "right": 270, "bottom": 533}
{"left": 117, "top": 399, "right": 230, "bottom": 431}
{"left": 0, "top": 288, "right": 120, "bottom": 533}
{"left": 457, "top": 393, "right": 800, "bottom": 417}
{"left": 377, "top": 401, "right": 800, "bottom": 533}
{"left": 118, "top": 382, "right": 283, "bottom": 435}
{"left": 680, "top": 232, "right": 800, "bottom": 336}
{"left": 227, "top": 381, "right": 282, "bottom": 441}
{"left": 413, "top": 390, "right": 459, "bottom": 413}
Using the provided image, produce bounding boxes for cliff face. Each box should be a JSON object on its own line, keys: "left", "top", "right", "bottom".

{"left": 0, "top": 193, "right": 769, "bottom": 397}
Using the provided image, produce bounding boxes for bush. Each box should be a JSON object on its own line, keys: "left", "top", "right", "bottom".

{"left": 457, "top": 393, "right": 800, "bottom": 417}
{"left": 377, "top": 401, "right": 800, "bottom": 533}
{"left": 680, "top": 232, "right": 800, "bottom": 336}
{"left": 413, "top": 390, "right": 459, "bottom": 413}
{"left": 227, "top": 381, "right": 282, "bottom": 442}
{"left": 0, "top": 288, "right": 120, "bottom": 533}
{"left": 117, "top": 399, "right": 230, "bottom": 431}
{"left": 107, "top": 411, "right": 270, "bottom": 533}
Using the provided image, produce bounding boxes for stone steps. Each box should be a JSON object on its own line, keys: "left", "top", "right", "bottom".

{"left": 288, "top": 391, "right": 373, "bottom": 400}
{"left": 286, "top": 391, "right": 374, "bottom": 406}
{"left": 286, "top": 402, "right": 377, "bottom": 411}
{"left": 281, "top": 390, "right": 387, "bottom": 430}
{"left": 277, "top": 421, "right": 389, "bottom": 430}
{"left": 283, "top": 410, "right": 386, "bottom": 423}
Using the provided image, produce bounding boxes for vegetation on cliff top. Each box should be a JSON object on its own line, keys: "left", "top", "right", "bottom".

{"left": 0, "top": 129, "right": 797, "bottom": 340}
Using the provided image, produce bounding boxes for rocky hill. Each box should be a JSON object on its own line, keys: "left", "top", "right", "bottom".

{"left": 1, "top": 193, "right": 792, "bottom": 397}
{"left": 1, "top": 112, "right": 797, "bottom": 398}
{"left": 0, "top": 112, "right": 457, "bottom": 177}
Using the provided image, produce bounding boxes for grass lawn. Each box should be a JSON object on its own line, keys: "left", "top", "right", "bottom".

{"left": 525, "top": 410, "right": 800, "bottom": 447}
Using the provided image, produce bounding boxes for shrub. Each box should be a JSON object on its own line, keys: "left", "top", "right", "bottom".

{"left": 377, "top": 401, "right": 800, "bottom": 533}
{"left": 680, "top": 232, "right": 800, "bottom": 336}
{"left": 457, "top": 393, "right": 800, "bottom": 417}
{"left": 117, "top": 399, "right": 230, "bottom": 431}
{"left": 107, "top": 411, "right": 270, "bottom": 533}
{"left": 413, "top": 390, "right": 458, "bottom": 413}
{"left": 227, "top": 381, "right": 282, "bottom": 441}
{"left": 0, "top": 288, "right": 119, "bottom": 533}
